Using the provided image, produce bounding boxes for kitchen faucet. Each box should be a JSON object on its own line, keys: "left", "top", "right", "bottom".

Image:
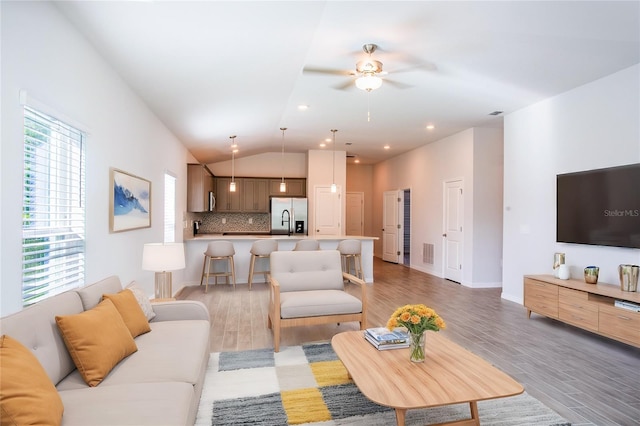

{"left": 281, "top": 209, "right": 291, "bottom": 236}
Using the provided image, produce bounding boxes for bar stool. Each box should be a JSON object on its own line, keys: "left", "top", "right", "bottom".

{"left": 293, "top": 239, "right": 319, "bottom": 251}
{"left": 200, "top": 241, "right": 236, "bottom": 292}
{"left": 248, "top": 239, "right": 278, "bottom": 290}
{"left": 337, "top": 239, "right": 363, "bottom": 280}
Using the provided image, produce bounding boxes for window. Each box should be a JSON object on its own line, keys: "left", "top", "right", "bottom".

{"left": 22, "top": 106, "right": 86, "bottom": 306}
{"left": 164, "top": 172, "right": 176, "bottom": 243}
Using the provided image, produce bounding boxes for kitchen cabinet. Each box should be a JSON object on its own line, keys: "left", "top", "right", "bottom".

{"left": 243, "top": 179, "right": 269, "bottom": 212}
{"left": 269, "top": 178, "right": 306, "bottom": 197}
{"left": 215, "top": 177, "right": 242, "bottom": 212}
{"left": 187, "top": 164, "right": 214, "bottom": 212}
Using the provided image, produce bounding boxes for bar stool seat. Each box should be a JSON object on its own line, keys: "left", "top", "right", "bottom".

{"left": 337, "top": 239, "right": 363, "bottom": 280}
{"left": 200, "top": 241, "right": 236, "bottom": 292}
{"left": 293, "top": 239, "right": 319, "bottom": 251}
{"left": 248, "top": 239, "right": 278, "bottom": 290}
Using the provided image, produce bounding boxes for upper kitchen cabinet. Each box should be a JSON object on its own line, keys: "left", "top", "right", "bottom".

{"left": 243, "top": 178, "right": 269, "bottom": 212}
{"left": 269, "top": 178, "right": 306, "bottom": 197}
{"left": 216, "top": 177, "right": 242, "bottom": 212}
{"left": 187, "top": 164, "right": 214, "bottom": 212}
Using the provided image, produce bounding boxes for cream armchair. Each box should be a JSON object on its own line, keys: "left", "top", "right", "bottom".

{"left": 268, "top": 249, "right": 367, "bottom": 352}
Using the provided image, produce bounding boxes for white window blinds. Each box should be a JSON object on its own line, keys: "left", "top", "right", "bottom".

{"left": 164, "top": 172, "right": 176, "bottom": 243}
{"left": 22, "top": 106, "right": 86, "bottom": 306}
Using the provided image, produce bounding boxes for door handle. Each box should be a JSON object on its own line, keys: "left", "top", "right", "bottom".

{"left": 442, "top": 233, "right": 447, "bottom": 237}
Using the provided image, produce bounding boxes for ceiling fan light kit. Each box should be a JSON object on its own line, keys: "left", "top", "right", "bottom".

{"left": 355, "top": 74, "right": 383, "bottom": 91}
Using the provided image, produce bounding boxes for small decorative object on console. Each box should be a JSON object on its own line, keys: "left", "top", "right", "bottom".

{"left": 619, "top": 264, "right": 639, "bottom": 292}
{"left": 387, "top": 304, "right": 446, "bottom": 363}
{"left": 584, "top": 266, "right": 599, "bottom": 284}
{"left": 558, "top": 264, "right": 570, "bottom": 280}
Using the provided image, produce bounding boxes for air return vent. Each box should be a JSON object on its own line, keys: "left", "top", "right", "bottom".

{"left": 423, "top": 243, "right": 434, "bottom": 265}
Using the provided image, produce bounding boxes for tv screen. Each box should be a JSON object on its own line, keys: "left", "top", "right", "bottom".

{"left": 556, "top": 163, "right": 640, "bottom": 249}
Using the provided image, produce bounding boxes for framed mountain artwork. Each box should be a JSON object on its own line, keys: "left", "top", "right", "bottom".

{"left": 109, "top": 168, "right": 151, "bottom": 232}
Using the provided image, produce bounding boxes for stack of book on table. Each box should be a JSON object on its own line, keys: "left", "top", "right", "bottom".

{"left": 364, "top": 327, "right": 410, "bottom": 350}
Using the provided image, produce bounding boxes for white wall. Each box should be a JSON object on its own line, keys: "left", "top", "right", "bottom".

{"left": 502, "top": 64, "right": 640, "bottom": 303}
{"left": 1, "top": 1, "right": 194, "bottom": 315}
{"left": 372, "top": 127, "right": 504, "bottom": 287}
{"left": 472, "top": 128, "right": 504, "bottom": 286}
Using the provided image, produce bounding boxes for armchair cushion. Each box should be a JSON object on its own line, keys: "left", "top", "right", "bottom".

{"left": 280, "top": 290, "right": 362, "bottom": 319}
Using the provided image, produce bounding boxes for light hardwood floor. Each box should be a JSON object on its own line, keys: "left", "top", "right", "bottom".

{"left": 178, "top": 257, "right": 640, "bottom": 426}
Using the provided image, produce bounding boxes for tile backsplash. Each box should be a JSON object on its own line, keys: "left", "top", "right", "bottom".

{"left": 187, "top": 212, "right": 270, "bottom": 234}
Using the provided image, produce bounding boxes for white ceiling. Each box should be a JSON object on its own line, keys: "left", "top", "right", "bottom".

{"left": 54, "top": 1, "right": 639, "bottom": 165}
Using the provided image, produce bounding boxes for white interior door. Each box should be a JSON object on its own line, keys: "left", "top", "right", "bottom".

{"left": 314, "top": 185, "right": 341, "bottom": 235}
{"left": 346, "top": 192, "right": 364, "bottom": 236}
{"left": 383, "top": 190, "right": 400, "bottom": 263}
{"left": 444, "top": 180, "right": 463, "bottom": 283}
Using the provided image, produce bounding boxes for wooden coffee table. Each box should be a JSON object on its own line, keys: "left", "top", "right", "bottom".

{"left": 331, "top": 330, "right": 524, "bottom": 426}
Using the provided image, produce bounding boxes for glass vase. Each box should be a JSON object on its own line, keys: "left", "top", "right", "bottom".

{"left": 409, "top": 331, "right": 426, "bottom": 363}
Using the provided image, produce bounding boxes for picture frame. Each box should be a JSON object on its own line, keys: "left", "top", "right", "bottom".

{"left": 109, "top": 168, "right": 151, "bottom": 232}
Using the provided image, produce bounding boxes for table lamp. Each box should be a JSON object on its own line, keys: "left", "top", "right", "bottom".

{"left": 142, "top": 243, "right": 185, "bottom": 299}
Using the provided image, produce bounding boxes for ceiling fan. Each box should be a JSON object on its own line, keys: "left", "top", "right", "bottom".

{"left": 303, "top": 43, "right": 412, "bottom": 91}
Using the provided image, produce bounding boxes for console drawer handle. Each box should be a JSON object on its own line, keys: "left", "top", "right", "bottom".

{"left": 617, "top": 315, "right": 631, "bottom": 321}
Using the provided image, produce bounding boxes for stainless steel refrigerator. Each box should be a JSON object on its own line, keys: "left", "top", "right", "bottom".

{"left": 270, "top": 197, "right": 308, "bottom": 235}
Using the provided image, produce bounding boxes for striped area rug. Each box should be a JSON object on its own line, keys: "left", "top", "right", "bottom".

{"left": 195, "top": 343, "right": 570, "bottom": 426}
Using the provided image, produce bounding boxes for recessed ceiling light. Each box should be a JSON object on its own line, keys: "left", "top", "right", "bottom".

{"left": 426, "top": 124, "right": 435, "bottom": 130}
{"left": 383, "top": 145, "right": 390, "bottom": 150}
{"left": 354, "top": 159, "right": 360, "bottom": 164}
{"left": 298, "top": 105, "right": 309, "bottom": 111}
{"left": 325, "top": 138, "right": 331, "bottom": 142}
{"left": 319, "top": 143, "right": 326, "bottom": 148}
{"left": 232, "top": 148, "right": 239, "bottom": 153}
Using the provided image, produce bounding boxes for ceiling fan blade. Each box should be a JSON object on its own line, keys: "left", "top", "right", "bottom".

{"left": 302, "top": 66, "right": 354, "bottom": 76}
{"left": 384, "top": 79, "right": 413, "bottom": 89}
{"left": 333, "top": 79, "right": 355, "bottom": 91}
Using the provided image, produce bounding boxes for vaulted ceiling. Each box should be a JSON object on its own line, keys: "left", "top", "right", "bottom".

{"left": 55, "top": 1, "right": 639, "bottom": 165}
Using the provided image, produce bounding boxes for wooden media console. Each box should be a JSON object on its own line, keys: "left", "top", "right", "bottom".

{"left": 524, "top": 274, "right": 640, "bottom": 348}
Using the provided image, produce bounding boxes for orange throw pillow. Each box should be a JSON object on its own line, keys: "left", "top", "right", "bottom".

{"left": 55, "top": 299, "right": 137, "bottom": 387}
{"left": 102, "top": 289, "right": 151, "bottom": 337}
{"left": 0, "top": 335, "right": 64, "bottom": 426}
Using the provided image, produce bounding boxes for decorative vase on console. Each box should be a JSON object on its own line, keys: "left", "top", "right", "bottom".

{"left": 584, "top": 266, "right": 599, "bottom": 284}
{"left": 619, "top": 264, "right": 639, "bottom": 292}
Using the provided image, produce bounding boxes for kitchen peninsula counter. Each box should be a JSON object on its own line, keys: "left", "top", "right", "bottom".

{"left": 184, "top": 234, "right": 377, "bottom": 286}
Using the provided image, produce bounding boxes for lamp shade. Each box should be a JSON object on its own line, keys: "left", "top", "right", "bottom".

{"left": 142, "top": 243, "right": 185, "bottom": 272}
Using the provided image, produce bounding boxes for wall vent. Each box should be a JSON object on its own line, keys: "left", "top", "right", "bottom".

{"left": 423, "top": 243, "right": 434, "bottom": 265}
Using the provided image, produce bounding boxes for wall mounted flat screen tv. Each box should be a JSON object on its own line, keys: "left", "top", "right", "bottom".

{"left": 557, "top": 163, "right": 640, "bottom": 249}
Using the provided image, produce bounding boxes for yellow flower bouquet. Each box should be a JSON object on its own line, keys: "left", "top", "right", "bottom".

{"left": 387, "top": 304, "right": 446, "bottom": 362}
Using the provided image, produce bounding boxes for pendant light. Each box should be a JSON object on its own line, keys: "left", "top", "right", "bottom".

{"left": 279, "top": 127, "right": 287, "bottom": 192}
{"left": 229, "top": 135, "right": 237, "bottom": 192}
{"left": 330, "top": 129, "right": 337, "bottom": 193}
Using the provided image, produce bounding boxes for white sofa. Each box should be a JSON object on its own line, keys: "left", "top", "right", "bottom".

{"left": 0, "top": 276, "right": 210, "bottom": 425}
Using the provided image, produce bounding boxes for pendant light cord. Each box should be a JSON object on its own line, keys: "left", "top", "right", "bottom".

{"left": 280, "top": 128, "right": 287, "bottom": 184}
{"left": 331, "top": 129, "right": 337, "bottom": 186}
